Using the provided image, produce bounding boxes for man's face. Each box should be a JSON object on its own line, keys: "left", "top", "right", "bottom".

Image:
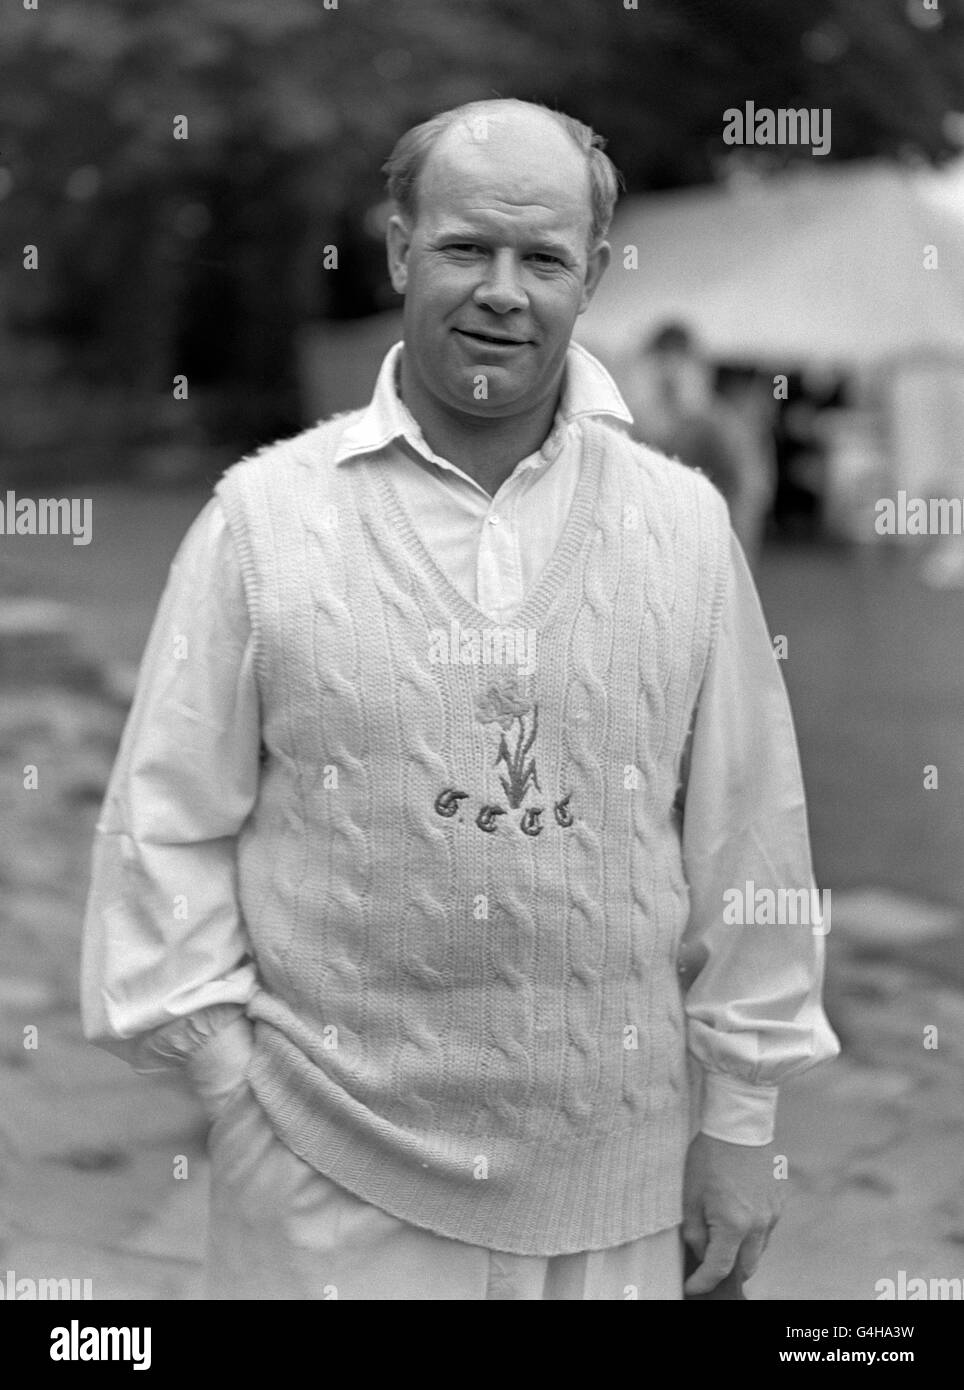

{"left": 386, "top": 110, "right": 610, "bottom": 420}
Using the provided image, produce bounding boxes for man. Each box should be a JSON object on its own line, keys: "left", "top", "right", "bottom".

{"left": 81, "top": 99, "right": 838, "bottom": 1301}
{"left": 631, "top": 321, "right": 776, "bottom": 568}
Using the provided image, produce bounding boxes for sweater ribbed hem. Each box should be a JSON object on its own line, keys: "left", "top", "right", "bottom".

{"left": 246, "top": 1023, "right": 688, "bottom": 1257}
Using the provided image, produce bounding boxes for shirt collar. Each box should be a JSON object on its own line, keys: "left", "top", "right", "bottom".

{"left": 335, "top": 339, "right": 633, "bottom": 472}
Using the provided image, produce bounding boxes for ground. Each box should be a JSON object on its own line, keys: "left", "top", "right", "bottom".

{"left": 1, "top": 486, "right": 962, "bottom": 1299}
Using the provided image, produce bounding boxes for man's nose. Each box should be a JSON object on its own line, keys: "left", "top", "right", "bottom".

{"left": 473, "top": 252, "right": 528, "bottom": 314}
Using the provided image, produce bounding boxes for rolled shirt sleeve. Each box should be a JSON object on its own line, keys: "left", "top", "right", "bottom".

{"left": 80, "top": 498, "right": 261, "bottom": 1091}
{"left": 680, "top": 533, "right": 841, "bottom": 1145}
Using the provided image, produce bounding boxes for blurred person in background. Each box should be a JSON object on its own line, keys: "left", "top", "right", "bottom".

{"left": 716, "top": 366, "right": 780, "bottom": 554}
{"left": 772, "top": 369, "right": 849, "bottom": 541}
{"left": 81, "top": 99, "right": 837, "bottom": 1302}
{"left": 631, "top": 322, "right": 776, "bottom": 568}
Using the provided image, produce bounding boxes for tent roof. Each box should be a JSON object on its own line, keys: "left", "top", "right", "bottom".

{"left": 575, "top": 159, "right": 964, "bottom": 370}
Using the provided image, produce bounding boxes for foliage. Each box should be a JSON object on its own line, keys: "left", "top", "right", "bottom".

{"left": 2, "top": 0, "right": 963, "bottom": 467}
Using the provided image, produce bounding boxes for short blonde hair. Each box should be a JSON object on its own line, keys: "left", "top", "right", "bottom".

{"left": 382, "top": 99, "right": 622, "bottom": 248}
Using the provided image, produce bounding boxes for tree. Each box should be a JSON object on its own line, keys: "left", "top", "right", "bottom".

{"left": 2, "top": 0, "right": 963, "bottom": 467}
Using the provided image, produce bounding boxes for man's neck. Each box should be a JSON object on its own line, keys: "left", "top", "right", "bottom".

{"left": 398, "top": 356, "right": 561, "bottom": 497}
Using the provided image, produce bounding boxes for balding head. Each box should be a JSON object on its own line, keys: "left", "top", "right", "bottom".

{"left": 383, "top": 99, "right": 621, "bottom": 250}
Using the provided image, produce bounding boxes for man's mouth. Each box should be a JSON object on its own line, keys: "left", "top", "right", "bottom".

{"left": 454, "top": 328, "right": 531, "bottom": 347}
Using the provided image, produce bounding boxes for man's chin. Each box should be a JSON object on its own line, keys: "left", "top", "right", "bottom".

{"left": 440, "top": 368, "right": 541, "bottom": 415}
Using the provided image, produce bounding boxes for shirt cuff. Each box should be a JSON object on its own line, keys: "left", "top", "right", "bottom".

{"left": 183, "top": 1012, "right": 256, "bottom": 1120}
{"left": 121, "top": 1004, "right": 254, "bottom": 1122}
{"left": 698, "top": 1070, "right": 779, "bottom": 1146}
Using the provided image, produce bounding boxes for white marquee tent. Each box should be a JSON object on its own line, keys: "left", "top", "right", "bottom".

{"left": 575, "top": 159, "right": 964, "bottom": 542}
{"left": 575, "top": 158, "right": 964, "bottom": 371}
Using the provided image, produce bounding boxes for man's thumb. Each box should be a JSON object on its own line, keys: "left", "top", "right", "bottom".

{"left": 682, "top": 1209, "right": 708, "bottom": 1263}
{"left": 684, "top": 1227, "right": 740, "bottom": 1296}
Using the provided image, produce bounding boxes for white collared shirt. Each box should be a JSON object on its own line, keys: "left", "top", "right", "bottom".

{"left": 81, "top": 341, "right": 839, "bottom": 1148}
{"left": 337, "top": 340, "right": 634, "bottom": 622}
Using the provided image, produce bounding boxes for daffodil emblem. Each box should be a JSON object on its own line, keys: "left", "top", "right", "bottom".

{"left": 474, "top": 676, "right": 540, "bottom": 810}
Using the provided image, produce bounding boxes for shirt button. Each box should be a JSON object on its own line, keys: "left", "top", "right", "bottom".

{"left": 488, "top": 514, "right": 501, "bottom": 525}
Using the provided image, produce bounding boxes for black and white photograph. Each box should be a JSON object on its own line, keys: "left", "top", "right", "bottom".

{"left": 2, "top": 0, "right": 964, "bottom": 1343}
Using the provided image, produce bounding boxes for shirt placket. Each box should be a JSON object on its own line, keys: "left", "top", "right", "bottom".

{"left": 476, "top": 478, "right": 527, "bottom": 624}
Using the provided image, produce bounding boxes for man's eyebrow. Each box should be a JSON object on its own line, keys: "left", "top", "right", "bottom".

{"left": 524, "top": 240, "right": 574, "bottom": 258}
{"left": 432, "top": 227, "right": 486, "bottom": 242}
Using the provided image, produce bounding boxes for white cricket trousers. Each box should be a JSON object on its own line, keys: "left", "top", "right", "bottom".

{"left": 205, "top": 1081, "right": 684, "bottom": 1300}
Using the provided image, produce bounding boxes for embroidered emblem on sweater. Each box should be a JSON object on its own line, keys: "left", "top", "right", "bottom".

{"left": 475, "top": 804, "right": 507, "bottom": 833}
{"left": 433, "top": 788, "right": 469, "bottom": 817}
{"left": 435, "top": 674, "right": 573, "bottom": 836}
{"left": 475, "top": 678, "right": 540, "bottom": 809}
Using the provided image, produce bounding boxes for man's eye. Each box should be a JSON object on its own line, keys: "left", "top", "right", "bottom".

{"left": 528, "top": 253, "right": 562, "bottom": 265}
{"left": 447, "top": 243, "right": 483, "bottom": 254}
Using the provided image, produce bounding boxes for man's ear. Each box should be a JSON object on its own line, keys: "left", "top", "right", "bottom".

{"left": 386, "top": 214, "right": 413, "bottom": 295}
{"left": 578, "top": 240, "right": 611, "bottom": 315}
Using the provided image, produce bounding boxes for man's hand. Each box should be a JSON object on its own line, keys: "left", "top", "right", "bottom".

{"left": 186, "top": 1015, "right": 255, "bottom": 1123}
{"left": 682, "top": 1132, "right": 783, "bottom": 1295}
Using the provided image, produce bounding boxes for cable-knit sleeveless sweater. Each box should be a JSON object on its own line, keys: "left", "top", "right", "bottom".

{"left": 215, "top": 413, "right": 730, "bottom": 1255}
